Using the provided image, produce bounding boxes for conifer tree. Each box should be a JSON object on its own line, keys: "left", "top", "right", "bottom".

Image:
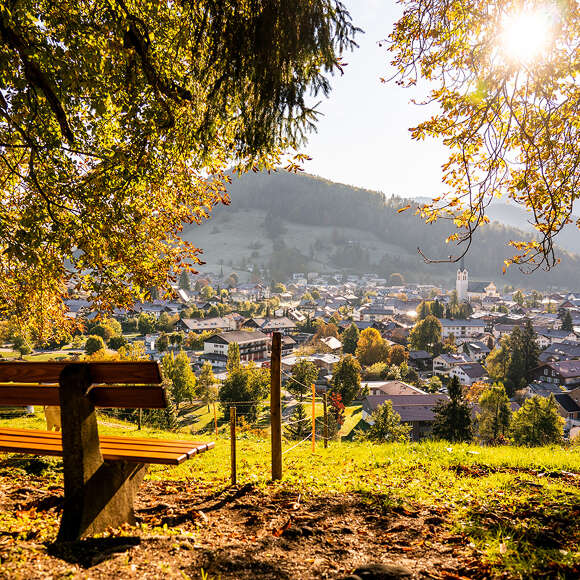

{"left": 198, "top": 361, "right": 217, "bottom": 412}
{"left": 417, "top": 301, "right": 430, "bottom": 320}
{"left": 477, "top": 383, "right": 512, "bottom": 444}
{"left": 284, "top": 403, "right": 311, "bottom": 441}
{"left": 506, "top": 327, "right": 527, "bottom": 395}
{"left": 226, "top": 342, "right": 241, "bottom": 373}
{"left": 432, "top": 376, "right": 472, "bottom": 442}
{"left": 561, "top": 310, "right": 574, "bottom": 332}
{"left": 342, "top": 323, "right": 360, "bottom": 355}
{"left": 179, "top": 271, "right": 191, "bottom": 291}
{"left": 521, "top": 319, "right": 540, "bottom": 379}
{"left": 511, "top": 395, "right": 564, "bottom": 446}
{"left": 331, "top": 355, "right": 361, "bottom": 406}
{"left": 365, "top": 400, "right": 411, "bottom": 442}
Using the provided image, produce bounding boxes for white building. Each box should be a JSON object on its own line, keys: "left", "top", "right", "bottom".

{"left": 439, "top": 318, "right": 486, "bottom": 340}
{"left": 456, "top": 260, "right": 498, "bottom": 302}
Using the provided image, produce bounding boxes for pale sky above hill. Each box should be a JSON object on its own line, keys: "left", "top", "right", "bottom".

{"left": 301, "top": 0, "right": 448, "bottom": 198}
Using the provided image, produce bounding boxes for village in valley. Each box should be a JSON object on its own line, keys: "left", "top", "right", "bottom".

{"left": 10, "top": 256, "right": 574, "bottom": 445}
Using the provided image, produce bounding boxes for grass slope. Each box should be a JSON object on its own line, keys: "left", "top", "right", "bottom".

{"left": 1, "top": 412, "right": 579, "bottom": 578}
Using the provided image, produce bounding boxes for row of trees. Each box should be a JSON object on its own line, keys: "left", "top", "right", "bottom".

{"left": 486, "top": 320, "right": 540, "bottom": 395}
{"left": 416, "top": 296, "right": 473, "bottom": 321}
{"left": 366, "top": 377, "right": 564, "bottom": 446}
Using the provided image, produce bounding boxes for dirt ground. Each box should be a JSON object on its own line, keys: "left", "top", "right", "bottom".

{"left": 0, "top": 476, "right": 496, "bottom": 580}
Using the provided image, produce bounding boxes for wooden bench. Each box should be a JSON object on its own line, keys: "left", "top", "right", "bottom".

{"left": 0, "top": 361, "right": 214, "bottom": 541}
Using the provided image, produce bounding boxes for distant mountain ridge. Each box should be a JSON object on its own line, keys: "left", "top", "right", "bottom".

{"left": 414, "top": 196, "right": 580, "bottom": 255}
{"left": 184, "top": 171, "right": 580, "bottom": 290}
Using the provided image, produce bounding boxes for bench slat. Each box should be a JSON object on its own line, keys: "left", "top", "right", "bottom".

{"left": 0, "top": 362, "right": 162, "bottom": 384}
{"left": 0, "top": 427, "right": 214, "bottom": 449}
{"left": 0, "top": 437, "right": 191, "bottom": 465}
{"left": 0, "top": 429, "right": 210, "bottom": 456}
{"left": 0, "top": 385, "right": 166, "bottom": 408}
{"left": 0, "top": 427, "right": 212, "bottom": 450}
{"left": 0, "top": 439, "right": 187, "bottom": 465}
{"left": 0, "top": 432, "right": 199, "bottom": 456}
{"left": 0, "top": 428, "right": 213, "bottom": 465}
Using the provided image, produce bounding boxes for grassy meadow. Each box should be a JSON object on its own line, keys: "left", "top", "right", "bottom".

{"left": 1, "top": 409, "right": 579, "bottom": 577}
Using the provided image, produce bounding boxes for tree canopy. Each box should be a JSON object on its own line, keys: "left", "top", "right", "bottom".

{"left": 432, "top": 376, "right": 472, "bottom": 442}
{"left": 0, "top": 0, "right": 358, "bottom": 339}
{"left": 389, "top": 0, "right": 580, "bottom": 271}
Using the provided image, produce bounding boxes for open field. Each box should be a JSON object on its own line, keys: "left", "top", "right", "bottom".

{"left": 1, "top": 411, "right": 579, "bottom": 579}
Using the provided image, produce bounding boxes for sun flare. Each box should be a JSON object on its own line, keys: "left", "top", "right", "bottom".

{"left": 500, "top": 8, "right": 553, "bottom": 64}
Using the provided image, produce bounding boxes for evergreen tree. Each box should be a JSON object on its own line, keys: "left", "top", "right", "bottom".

{"left": 521, "top": 319, "right": 540, "bottom": 378}
{"left": 431, "top": 299, "right": 445, "bottom": 318}
{"left": 506, "top": 327, "right": 527, "bottom": 395}
{"left": 156, "top": 332, "right": 170, "bottom": 352}
{"left": 226, "top": 342, "right": 241, "bottom": 373}
{"left": 511, "top": 395, "right": 564, "bottom": 446}
{"left": 178, "top": 270, "right": 191, "bottom": 291}
{"left": 477, "top": 383, "right": 512, "bottom": 444}
{"left": 342, "top": 323, "right": 360, "bottom": 355}
{"left": 284, "top": 403, "right": 311, "bottom": 440}
{"left": 561, "top": 310, "right": 574, "bottom": 332}
{"left": 432, "top": 376, "right": 472, "bottom": 442}
{"left": 365, "top": 400, "right": 412, "bottom": 442}
{"left": 198, "top": 361, "right": 217, "bottom": 412}
{"left": 417, "top": 301, "right": 430, "bottom": 320}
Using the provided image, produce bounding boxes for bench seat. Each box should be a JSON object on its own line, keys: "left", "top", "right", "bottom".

{"left": 0, "top": 427, "right": 214, "bottom": 465}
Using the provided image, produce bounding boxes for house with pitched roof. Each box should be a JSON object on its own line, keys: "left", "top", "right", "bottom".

{"left": 532, "top": 361, "right": 580, "bottom": 390}
{"left": 202, "top": 330, "right": 269, "bottom": 369}
{"left": 362, "top": 394, "right": 449, "bottom": 440}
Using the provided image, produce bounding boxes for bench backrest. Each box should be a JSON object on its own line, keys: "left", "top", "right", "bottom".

{"left": 0, "top": 361, "right": 166, "bottom": 409}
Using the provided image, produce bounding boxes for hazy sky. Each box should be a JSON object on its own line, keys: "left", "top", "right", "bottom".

{"left": 300, "top": 0, "right": 448, "bottom": 198}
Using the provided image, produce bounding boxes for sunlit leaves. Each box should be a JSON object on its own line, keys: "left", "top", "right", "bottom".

{"left": 388, "top": 0, "right": 580, "bottom": 271}
{"left": 0, "top": 1, "right": 358, "bottom": 339}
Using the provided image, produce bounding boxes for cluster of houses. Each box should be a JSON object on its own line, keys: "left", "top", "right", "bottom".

{"left": 61, "top": 263, "right": 580, "bottom": 439}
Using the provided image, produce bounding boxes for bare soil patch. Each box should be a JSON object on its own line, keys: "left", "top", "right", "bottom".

{"left": 0, "top": 475, "right": 494, "bottom": 579}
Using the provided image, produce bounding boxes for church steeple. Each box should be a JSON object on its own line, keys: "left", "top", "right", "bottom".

{"left": 456, "top": 258, "right": 468, "bottom": 301}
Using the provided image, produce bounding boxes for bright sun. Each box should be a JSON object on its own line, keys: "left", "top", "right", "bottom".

{"left": 500, "top": 8, "right": 553, "bottom": 64}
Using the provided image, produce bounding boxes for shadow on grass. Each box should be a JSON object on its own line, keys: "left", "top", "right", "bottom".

{"left": 47, "top": 537, "right": 141, "bottom": 568}
{"left": 460, "top": 491, "right": 580, "bottom": 577}
{"left": 0, "top": 455, "right": 62, "bottom": 477}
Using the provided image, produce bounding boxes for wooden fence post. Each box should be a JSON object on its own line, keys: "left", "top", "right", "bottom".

{"left": 311, "top": 383, "right": 316, "bottom": 453}
{"left": 323, "top": 393, "right": 328, "bottom": 449}
{"left": 230, "top": 407, "right": 237, "bottom": 485}
{"left": 270, "top": 332, "right": 282, "bottom": 480}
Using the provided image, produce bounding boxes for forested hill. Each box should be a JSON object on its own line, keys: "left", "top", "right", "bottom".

{"left": 189, "top": 171, "right": 580, "bottom": 289}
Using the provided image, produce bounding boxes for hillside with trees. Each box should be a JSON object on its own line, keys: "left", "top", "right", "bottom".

{"left": 184, "top": 171, "right": 580, "bottom": 288}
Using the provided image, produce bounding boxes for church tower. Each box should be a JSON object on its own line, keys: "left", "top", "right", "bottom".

{"left": 456, "top": 257, "right": 468, "bottom": 301}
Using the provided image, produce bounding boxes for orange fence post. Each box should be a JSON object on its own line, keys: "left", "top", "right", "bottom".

{"left": 311, "top": 383, "right": 316, "bottom": 453}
